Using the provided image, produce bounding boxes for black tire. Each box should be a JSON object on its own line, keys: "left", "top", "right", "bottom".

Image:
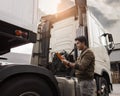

{"left": 0, "top": 74, "right": 54, "bottom": 96}
{"left": 100, "top": 78, "right": 109, "bottom": 96}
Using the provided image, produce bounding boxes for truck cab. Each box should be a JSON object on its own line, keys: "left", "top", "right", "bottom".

{"left": 31, "top": 0, "right": 114, "bottom": 96}
{"left": 0, "top": 0, "right": 114, "bottom": 96}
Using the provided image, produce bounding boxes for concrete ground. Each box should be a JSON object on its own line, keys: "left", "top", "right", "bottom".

{"left": 109, "top": 84, "right": 120, "bottom": 96}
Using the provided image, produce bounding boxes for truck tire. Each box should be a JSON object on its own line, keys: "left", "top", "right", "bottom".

{"left": 0, "top": 74, "right": 54, "bottom": 96}
{"left": 100, "top": 77, "right": 109, "bottom": 96}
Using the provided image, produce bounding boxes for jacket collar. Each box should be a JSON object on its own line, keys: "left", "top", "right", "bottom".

{"left": 80, "top": 48, "right": 89, "bottom": 57}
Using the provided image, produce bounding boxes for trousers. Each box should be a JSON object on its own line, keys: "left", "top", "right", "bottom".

{"left": 77, "top": 79, "right": 96, "bottom": 96}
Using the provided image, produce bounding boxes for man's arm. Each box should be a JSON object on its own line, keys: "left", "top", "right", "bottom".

{"left": 74, "top": 51, "right": 94, "bottom": 71}
{"left": 62, "top": 51, "right": 95, "bottom": 70}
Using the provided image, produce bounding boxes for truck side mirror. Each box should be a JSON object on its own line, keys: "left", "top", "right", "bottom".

{"left": 101, "top": 33, "right": 114, "bottom": 54}
{"left": 107, "top": 33, "right": 114, "bottom": 50}
{"left": 107, "top": 34, "right": 114, "bottom": 54}
{"left": 108, "top": 34, "right": 113, "bottom": 42}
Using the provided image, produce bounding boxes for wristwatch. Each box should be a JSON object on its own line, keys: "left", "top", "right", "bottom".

{"left": 67, "top": 62, "right": 70, "bottom": 66}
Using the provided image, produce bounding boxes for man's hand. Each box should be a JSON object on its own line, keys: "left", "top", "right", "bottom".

{"left": 62, "top": 59, "right": 75, "bottom": 68}
{"left": 62, "top": 59, "right": 69, "bottom": 65}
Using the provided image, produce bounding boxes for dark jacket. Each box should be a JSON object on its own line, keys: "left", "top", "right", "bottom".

{"left": 75, "top": 48, "right": 95, "bottom": 81}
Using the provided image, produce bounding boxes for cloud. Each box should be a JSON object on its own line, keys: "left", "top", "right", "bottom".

{"left": 88, "top": 6, "right": 118, "bottom": 28}
{"left": 88, "top": 0, "right": 120, "bottom": 19}
{"left": 57, "top": 0, "right": 74, "bottom": 11}
{"left": 104, "top": 0, "right": 120, "bottom": 5}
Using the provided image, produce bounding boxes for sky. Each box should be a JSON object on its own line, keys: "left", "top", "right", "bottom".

{"left": 11, "top": 0, "right": 120, "bottom": 54}
{"left": 39, "top": 0, "right": 60, "bottom": 14}
{"left": 11, "top": 43, "right": 33, "bottom": 54}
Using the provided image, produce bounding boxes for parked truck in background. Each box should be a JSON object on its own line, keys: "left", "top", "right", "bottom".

{"left": 0, "top": 0, "right": 114, "bottom": 96}
{"left": 0, "top": 0, "right": 38, "bottom": 54}
{"left": 0, "top": 0, "right": 60, "bottom": 96}
{"left": 31, "top": 0, "right": 114, "bottom": 96}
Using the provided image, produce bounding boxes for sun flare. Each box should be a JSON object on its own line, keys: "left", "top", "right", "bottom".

{"left": 39, "top": 0, "right": 61, "bottom": 14}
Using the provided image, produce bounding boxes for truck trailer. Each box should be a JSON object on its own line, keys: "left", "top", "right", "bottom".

{"left": 0, "top": 0, "right": 60, "bottom": 96}
{"left": 0, "top": 0, "right": 114, "bottom": 96}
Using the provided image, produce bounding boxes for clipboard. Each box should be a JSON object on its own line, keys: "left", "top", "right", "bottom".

{"left": 56, "top": 52, "right": 70, "bottom": 68}
{"left": 55, "top": 52, "right": 64, "bottom": 61}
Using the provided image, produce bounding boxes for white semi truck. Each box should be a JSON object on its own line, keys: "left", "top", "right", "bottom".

{"left": 0, "top": 0, "right": 114, "bottom": 96}
{"left": 31, "top": 0, "right": 114, "bottom": 96}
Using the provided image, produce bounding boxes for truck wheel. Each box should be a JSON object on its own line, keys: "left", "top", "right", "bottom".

{"left": 100, "top": 78, "right": 109, "bottom": 96}
{"left": 0, "top": 74, "right": 54, "bottom": 96}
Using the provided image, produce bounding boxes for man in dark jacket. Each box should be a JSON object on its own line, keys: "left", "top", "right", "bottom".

{"left": 62, "top": 36, "right": 95, "bottom": 96}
